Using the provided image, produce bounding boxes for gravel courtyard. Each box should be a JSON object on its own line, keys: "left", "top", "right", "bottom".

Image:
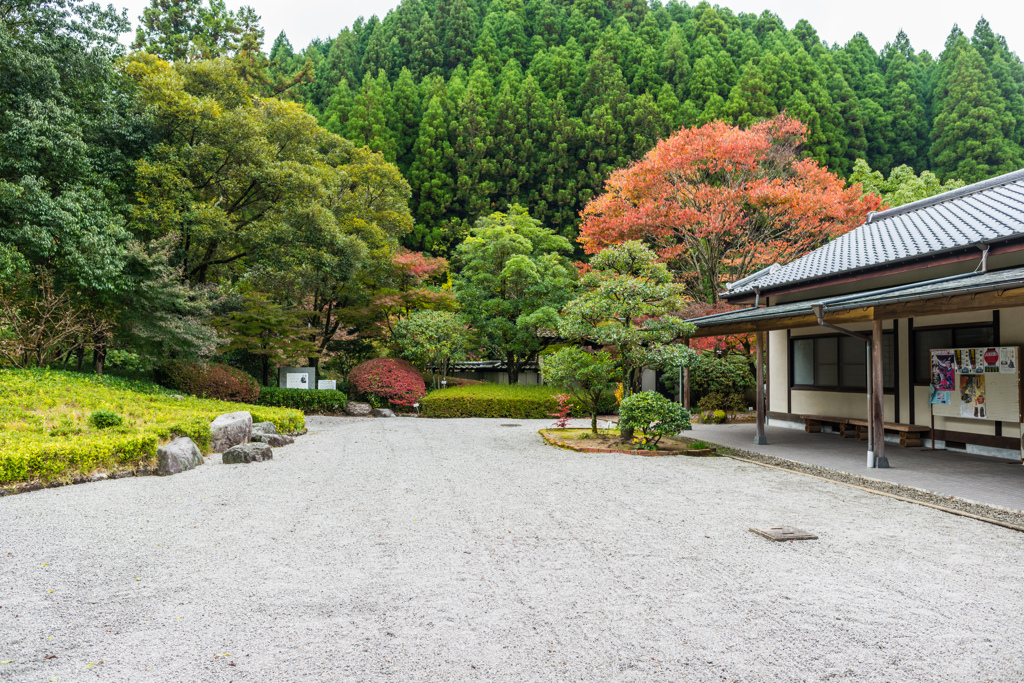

{"left": 3, "top": 416, "right": 1024, "bottom": 682}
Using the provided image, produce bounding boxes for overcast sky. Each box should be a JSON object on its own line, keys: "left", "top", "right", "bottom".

{"left": 114, "top": 0, "right": 1024, "bottom": 58}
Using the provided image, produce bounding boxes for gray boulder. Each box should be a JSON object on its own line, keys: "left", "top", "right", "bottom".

{"left": 222, "top": 442, "right": 273, "bottom": 464}
{"left": 345, "top": 401, "right": 371, "bottom": 416}
{"left": 371, "top": 408, "right": 396, "bottom": 418}
{"left": 210, "top": 411, "right": 252, "bottom": 453}
{"left": 157, "top": 437, "right": 204, "bottom": 475}
{"left": 250, "top": 433, "right": 295, "bottom": 447}
{"left": 252, "top": 421, "right": 278, "bottom": 435}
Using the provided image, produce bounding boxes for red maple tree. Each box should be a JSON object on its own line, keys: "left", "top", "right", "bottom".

{"left": 579, "top": 115, "right": 883, "bottom": 303}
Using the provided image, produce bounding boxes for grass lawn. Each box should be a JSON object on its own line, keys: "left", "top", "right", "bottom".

{"left": 0, "top": 369, "right": 303, "bottom": 486}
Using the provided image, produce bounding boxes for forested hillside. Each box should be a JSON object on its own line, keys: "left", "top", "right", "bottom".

{"left": 262, "top": 1, "right": 1024, "bottom": 255}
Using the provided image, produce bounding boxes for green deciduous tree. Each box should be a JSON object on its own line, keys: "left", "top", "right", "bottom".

{"left": 539, "top": 346, "right": 619, "bottom": 433}
{"left": 453, "top": 206, "right": 576, "bottom": 384}
{"left": 394, "top": 310, "right": 468, "bottom": 388}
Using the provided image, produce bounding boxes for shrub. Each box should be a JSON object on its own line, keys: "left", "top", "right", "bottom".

{"left": 690, "top": 352, "right": 755, "bottom": 397}
{"left": 88, "top": 410, "right": 124, "bottom": 429}
{"left": 540, "top": 347, "right": 620, "bottom": 433}
{"left": 618, "top": 392, "right": 691, "bottom": 448}
{"left": 348, "top": 358, "right": 426, "bottom": 408}
{"left": 0, "top": 369, "right": 302, "bottom": 486}
{"left": 700, "top": 409, "right": 727, "bottom": 424}
{"left": 696, "top": 392, "right": 748, "bottom": 413}
{"left": 258, "top": 387, "right": 347, "bottom": 414}
{"left": 160, "top": 362, "right": 261, "bottom": 403}
{"left": 420, "top": 383, "right": 617, "bottom": 419}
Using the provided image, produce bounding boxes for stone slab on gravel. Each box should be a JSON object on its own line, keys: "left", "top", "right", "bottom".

{"left": 345, "top": 401, "right": 371, "bottom": 416}
{"left": 3, "top": 417, "right": 1024, "bottom": 682}
{"left": 209, "top": 411, "right": 251, "bottom": 453}
{"left": 156, "top": 437, "right": 203, "bottom": 476}
{"left": 250, "top": 433, "right": 294, "bottom": 447}
{"left": 221, "top": 441, "right": 272, "bottom": 463}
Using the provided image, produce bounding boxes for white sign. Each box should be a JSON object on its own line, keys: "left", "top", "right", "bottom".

{"left": 286, "top": 372, "right": 309, "bottom": 389}
{"left": 318, "top": 380, "right": 336, "bottom": 391}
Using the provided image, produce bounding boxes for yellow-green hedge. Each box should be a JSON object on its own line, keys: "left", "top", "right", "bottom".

{"left": 420, "top": 383, "right": 617, "bottom": 419}
{"left": 0, "top": 369, "right": 304, "bottom": 486}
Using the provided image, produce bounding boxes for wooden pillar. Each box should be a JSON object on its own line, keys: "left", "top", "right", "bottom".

{"left": 872, "top": 319, "right": 888, "bottom": 467}
{"left": 683, "top": 367, "right": 690, "bottom": 410}
{"left": 754, "top": 330, "right": 768, "bottom": 445}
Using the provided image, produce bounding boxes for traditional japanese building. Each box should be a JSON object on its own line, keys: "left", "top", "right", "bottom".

{"left": 687, "top": 168, "right": 1024, "bottom": 466}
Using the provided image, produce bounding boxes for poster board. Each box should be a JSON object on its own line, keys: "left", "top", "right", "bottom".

{"left": 929, "top": 347, "right": 1020, "bottom": 422}
{"left": 278, "top": 366, "right": 315, "bottom": 390}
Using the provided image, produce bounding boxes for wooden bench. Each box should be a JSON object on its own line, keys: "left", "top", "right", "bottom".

{"left": 802, "top": 415, "right": 929, "bottom": 447}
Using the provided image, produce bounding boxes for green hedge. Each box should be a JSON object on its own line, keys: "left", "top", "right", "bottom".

{"left": 257, "top": 387, "right": 348, "bottom": 414}
{"left": 0, "top": 369, "right": 303, "bottom": 486}
{"left": 419, "top": 383, "right": 618, "bottom": 419}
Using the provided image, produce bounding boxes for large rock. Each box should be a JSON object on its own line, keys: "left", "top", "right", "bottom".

{"left": 157, "top": 437, "right": 204, "bottom": 475}
{"left": 222, "top": 442, "right": 273, "bottom": 464}
{"left": 250, "top": 432, "right": 295, "bottom": 447}
{"left": 210, "top": 411, "right": 252, "bottom": 453}
{"left": 345, "top": 401, "right": 371, "bottom": 417}
{"left": 371, "top": 408, "right": 396, "bottom": 418}
{"left": 252, "top": 421, "right": 278, "bottom": 435}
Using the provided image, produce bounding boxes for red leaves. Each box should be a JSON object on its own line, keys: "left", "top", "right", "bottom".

{"left": 347, "top": 358, "right": 427, "bottom": 407}
{"left": 579, "top": 115, "right": 883, "bottom": 302}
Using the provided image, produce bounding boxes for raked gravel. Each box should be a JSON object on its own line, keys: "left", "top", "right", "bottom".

{"left": 2, "top": 416, "right": 1024, "bottom": 682}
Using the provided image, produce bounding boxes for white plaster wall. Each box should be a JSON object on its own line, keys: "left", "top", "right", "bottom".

{"left": 768, "top": 329, "right": 787, "bottom": 412}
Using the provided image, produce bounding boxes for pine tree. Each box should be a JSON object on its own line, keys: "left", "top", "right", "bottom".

{"left": 930, "top": 39, "right": 1022, "bottom": 182}
{"left": 412, "top": 12, "right": 443, "bottom": 78}
{"left": 320, "top": 77, "right": 354, "bottom": 135}
{"left": 345, "top": 71, "right": 397, "bottom": 162}
{"left": 389, "top": 68, "right": 423, "bottom": 176}
{"left": 436, "top": 0, "right": 480, "bottom": 75}
{"left": 408, "top": 89, "right": 458, "bottom": 253}
{"left": 449, "top": 65, "right": 497, "bottom": 220}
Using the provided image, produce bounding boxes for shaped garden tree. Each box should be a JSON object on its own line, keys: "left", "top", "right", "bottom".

{"left": 578, "top": 115, "right": 881, "bottom": 304}
{"left": 557, "top": 241, "right": 695, "bottom": 398}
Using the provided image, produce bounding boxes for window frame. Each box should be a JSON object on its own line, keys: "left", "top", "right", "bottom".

{"left": 789, "top": 331, "right": 895, "bottom": 393}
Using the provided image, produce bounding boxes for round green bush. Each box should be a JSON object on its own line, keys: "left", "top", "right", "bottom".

{"left": 159, "top": 362, "right": 261, "bottom": 403}
{"left": 618, "top": 392, "right": 691, "bottom": 448}
{"left": 88, "top": 410, "right": 124, "bottom": 429}
{"left": 696, "top": 392, "right": 748, "bottom": 413}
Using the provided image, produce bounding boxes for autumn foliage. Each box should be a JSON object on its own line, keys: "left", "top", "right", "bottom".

{"left": 579, "top": 115, "right": 883, "bottom": 303}
{"left": 347, "top": 358, "right": 427, "bottom": 407}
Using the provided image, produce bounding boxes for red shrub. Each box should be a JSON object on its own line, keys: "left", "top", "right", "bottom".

{"left": 445, "top": 377, "right": 484, "bottom": 387}
{"left": 348, "top": 358, "right": 427, "bottom": 407}
{"left": 160, "top": 362, "right": 261, "bottom": 403}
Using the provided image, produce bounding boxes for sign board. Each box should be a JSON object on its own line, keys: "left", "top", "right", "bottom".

{"left": 278, "top": 366, "right": 315, "bottom": 390}
{"left": 318, "top": 380, "right": 336, "bottom": 391}
{"left": 930, "top": 347, "right": 1020, "bottom": 422}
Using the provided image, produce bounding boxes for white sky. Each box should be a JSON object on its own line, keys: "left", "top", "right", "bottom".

{"left": 113, "top": 0, "right": 1024, "bottom": 58}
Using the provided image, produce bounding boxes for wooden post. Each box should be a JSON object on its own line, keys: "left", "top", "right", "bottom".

{"left": 872, "top": 319, "right": 888, "bottom": 467}
{"left": 754, "top": 330, "right": 768, "bottom": 445}
{"left": 683, "top": 367, "right": 690, "bottom": 410}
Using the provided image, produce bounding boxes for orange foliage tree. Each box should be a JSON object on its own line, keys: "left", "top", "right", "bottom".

{"left": 579, "top": 115, "right": 883, "bottom": 304}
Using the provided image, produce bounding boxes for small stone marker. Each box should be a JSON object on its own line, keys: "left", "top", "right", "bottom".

{"left": 750, "top": 526, "right": 818, "bottom": 542}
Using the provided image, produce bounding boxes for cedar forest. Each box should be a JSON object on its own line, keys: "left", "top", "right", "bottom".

{"left": 1, "top": 0, "right": 1022, "bottom": 388}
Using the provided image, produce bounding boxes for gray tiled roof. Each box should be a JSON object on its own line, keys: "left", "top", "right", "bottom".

{"left": 691, "top": 265, "right": 1024, "bottom": 329}
{"left": 724, "top": 168, "right": 1024, "bottom": 297}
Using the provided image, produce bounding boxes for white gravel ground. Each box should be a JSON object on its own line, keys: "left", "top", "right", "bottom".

{"left": 2, "top": 416, "right": 1024, "bottom": 682}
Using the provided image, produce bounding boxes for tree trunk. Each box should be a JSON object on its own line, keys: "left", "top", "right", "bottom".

{"left": 506, "top": 352, "right": 519, "bottom": 385}
{"left": 76, "top": 345, "right": 85, "bottom": 371}
{"left": 262, "top": 356, "right": 270, "bottom": 387}
{"left": 93, "top": 340, "right": 106, "bottom": 375}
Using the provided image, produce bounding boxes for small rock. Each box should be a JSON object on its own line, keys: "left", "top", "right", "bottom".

{"left": 222, "top": 442, "right": 273, "bottom": 464}
{"left": 371, "top": 408, "right": 396, "bottom": 418}
{"left": 168, "top": 394, "right": 185, "bottom": 401}
{"left": 344, "top": 402, "right": 371, "bottom": 417}
{"left": 157, "top": 437, "right": 204, "bottom": 476}
{"left": 209, "top": 411, "right": 252, "bottom": 453}
{"left": 250, "top": 433, "right": 295, "bottom": 447}
{"left": 252, "top": 421, "right": 278, "bottom": 435}
{"left": 89, "top": 473, "right": 108, "bottom": 482}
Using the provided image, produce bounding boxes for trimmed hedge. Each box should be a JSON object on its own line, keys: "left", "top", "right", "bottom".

{"left": 0, "top": 369, "right": 302, "bottom": 486}
{"left": 159, "top": 362, "right": 261, "bottom": 403}
{"left": 258, "top": 387, "right": 348, "bottom": 414}
{"left": 420, "top": 383, "right": 617, "bottom": 419}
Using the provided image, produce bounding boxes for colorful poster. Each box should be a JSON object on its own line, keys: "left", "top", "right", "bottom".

{"left": 931, "top": 349, "right": 955, "bottom": 390}
{"left": 959, "top": 374, "right": 986, "bottom": 419}
{"left": 929, "top": 388, "right": 951, "bottom": 405}
{"left": 1000, "top": 347, "right": 1018, "bottom": 373}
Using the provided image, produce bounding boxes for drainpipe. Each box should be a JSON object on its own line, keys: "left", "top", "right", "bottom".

{"left": 811, "top": 304, "right": 877, "bottom": 468}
